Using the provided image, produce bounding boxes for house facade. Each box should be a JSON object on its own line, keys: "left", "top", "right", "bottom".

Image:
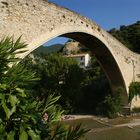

{"left": 65, "top": 53, "right": 91, "bottom": 69}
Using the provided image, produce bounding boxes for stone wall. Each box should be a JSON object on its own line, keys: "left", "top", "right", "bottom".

{"left": 0, "top": 0, "right": 140, "bottom": 108}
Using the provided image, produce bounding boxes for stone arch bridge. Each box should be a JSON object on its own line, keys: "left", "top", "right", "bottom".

{"left": 0, "top": 0, "right": 140, "bottom": 108}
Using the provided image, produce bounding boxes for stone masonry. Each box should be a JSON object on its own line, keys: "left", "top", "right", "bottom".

{"left": 0, "top": 0, "right": 140, "bottom": 108}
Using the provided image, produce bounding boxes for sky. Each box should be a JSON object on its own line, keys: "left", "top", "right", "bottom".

{"left": 45, "top": 0, "right": 140, "bottom": 46}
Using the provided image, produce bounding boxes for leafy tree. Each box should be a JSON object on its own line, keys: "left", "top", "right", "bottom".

{"left": 23, "top": 53, "right": 86, "bottom": 113}
{"left": 96, "top": 87, "right": 123, "bottom": 118}
{"left": 0, "top": 37, "right": 88, "bottom": 139}
{"left": 109, "top": 21, "right": 140, "bottom": 53}
{"left": 129, "top": 82, "right": 140, "bottom": 104}
{"left": 24, "top": 52, "right": 113, "bottom": 115}
{"left": 75, "top": 56, "right": 111, "bottom": 114}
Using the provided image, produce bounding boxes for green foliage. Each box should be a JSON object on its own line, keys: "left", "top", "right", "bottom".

{"left": 0, "top": 37, "right": 88, "bottom": 139}
{"left": 0, "top": 36, "right": 27, "bottom": 76}
{"left": 75, "top": 56, "right": 111, "bottom": 115}
{"left": 129, "top": 82, "right": 140, "bottom": 103}
{"left": 132, "top": 107, "right": 140, "bottom": 113}
{"left": 104, "top": 95, "right": 121, "bottom": 118}
{"left": 23, "top": 53, "right": 86, "bottom": 113}
{"left": 66, "top": 124, "right": 89, "bottom": 140}
{"left": 33, "top": 44, "right": 64, "bottom": 55}
{"left": 96, "top": 88, "right": 122, "bottom": 118}
{"left": 109, "top": 21, "right": 140, "bottom": 53}
{"left": 23, "top": 52, "right": 113, "bottom": 115}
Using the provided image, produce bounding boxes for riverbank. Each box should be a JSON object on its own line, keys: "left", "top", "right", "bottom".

{"left": 62, "top": 115, "right": 140, "bottom": 140}
{"left": 61, "top": 115, "right": 95, "bottom": 121}
{"left": 62, "top": 114, "right": 140, "bottom": 126}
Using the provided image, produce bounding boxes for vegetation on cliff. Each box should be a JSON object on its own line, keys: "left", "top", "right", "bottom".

{"left": 109, "top": 20, "right": 140, "bottom": 53}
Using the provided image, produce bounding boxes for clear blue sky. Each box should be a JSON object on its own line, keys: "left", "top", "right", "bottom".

{"left": 45, "top": 0, "right": 140, "bottom": 46}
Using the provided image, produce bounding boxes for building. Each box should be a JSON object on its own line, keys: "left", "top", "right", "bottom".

{"left": 64, "top": 53, "right": 91, "bottom": 69}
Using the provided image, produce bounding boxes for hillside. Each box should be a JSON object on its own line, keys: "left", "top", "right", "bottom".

{"left": 33, "top": 41, "right": 88, "bottom": 56}
{"left": 109, "top": 20, "right": 140, "bottom": 53}
{"left": 33, "top": 44, "right": 64, "bottom": 55}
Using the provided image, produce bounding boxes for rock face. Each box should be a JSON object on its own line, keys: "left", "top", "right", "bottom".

{"left": 0, "top": 0, "right": 140, "bottom": 108}
{"left": 63, "top": 42, "right": 79, "bottom": 54}
{"left": 63, "top": 41, "right": 83, "bottom": 54}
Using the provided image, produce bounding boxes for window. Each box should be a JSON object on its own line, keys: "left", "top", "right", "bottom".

{"left": 81, "top": 57, "right": 84, "bottom": 60}
{"left": 80, "top": 62, "right": 84, "bottom": 66}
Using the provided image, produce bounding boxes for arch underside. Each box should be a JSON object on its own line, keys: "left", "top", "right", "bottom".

{"left": 0, "top": 0, "right": 129, "bottom": 105}
{"left": 60, "top": 32, "right": 128, "bottom": 105}
{"left": 1, "top": 0, "right": 140, "bottom": 109}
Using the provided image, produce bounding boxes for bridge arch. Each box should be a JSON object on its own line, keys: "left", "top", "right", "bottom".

{"left": 0, "top": 0, "right": 140, "bottom": 107}
{"left": 29, "top": 30, "right": 128, "bottom": 105}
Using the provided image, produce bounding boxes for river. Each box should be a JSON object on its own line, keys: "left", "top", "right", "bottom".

{"left": 63, "top": 115, "right": 140, "bottom": 140}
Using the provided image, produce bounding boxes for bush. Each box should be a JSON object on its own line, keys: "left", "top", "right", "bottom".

{"left": 22, "top": 53, "right": 86, "bottom": 114}
{"left": 96, "top": 88, "right": 122, "bottom": 118}
{"left": 129, "top": 82, "right": 140, "bottom": 103}
{"left": 0, "top": 37, "right": 88, "bottom": 139}
{"left": 132, "top": 107, "right": 140, "bottom": 113}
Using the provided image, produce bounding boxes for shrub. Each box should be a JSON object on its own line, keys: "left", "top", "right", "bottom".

{"left": 132, "top": 107, "right": 140, "bottom": 113}
{"left": 129, "top": 82, "right": 140, "bottom": 103}
{"left": 0, "top": 37, "right": 88, "bottom": 139}
{"left": 96, "top": 88, "right": 122, "bottom": 118}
